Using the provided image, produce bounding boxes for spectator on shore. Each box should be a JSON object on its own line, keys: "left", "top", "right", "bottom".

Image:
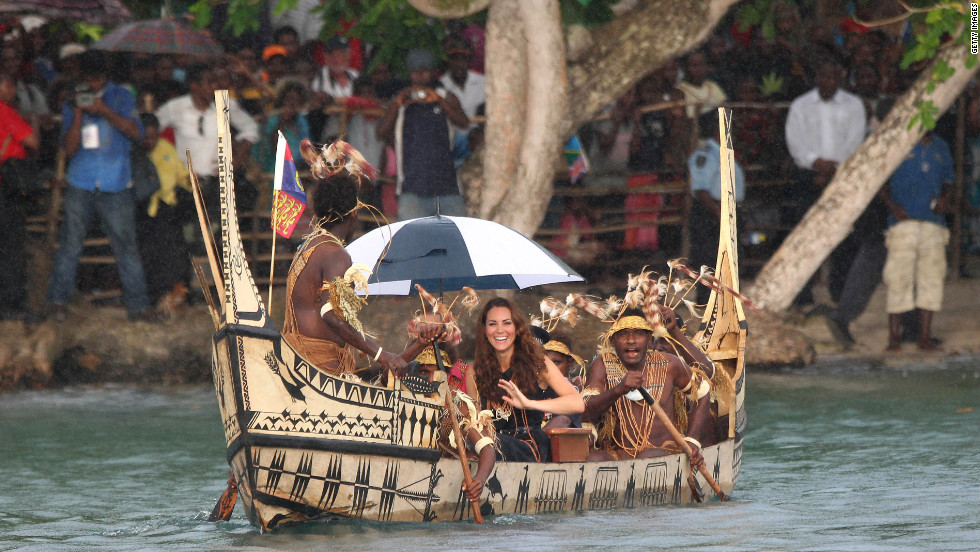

{"left": 255, "top": 80, "right": 310, "bottom": 173}
{"left": 46, "top": 51, "right": 159, "bottom": 322}
{"left": 134, "top": 113, "right": 193, "bottom": 312}
{"left": 273, "top": 25, "right": 301, "bottom": 59}
{"left": 0, "top": 71, "right": 39, "bottom": 319}
{"left": 156, "top": 63, "right": 259, "bottom": 218}
{"left": 678, "top": 50, "right": 728, "bottom": 120}
{"left": 439, "top": 37, "right": 485, "bottom": 166}
{"left": 311, "top": 36, "right": 358, "bottom": 143}
{"left": 824, "top": 64, "right": 896, "bottom": 347}
{"left": 0, "top": 42, "right": 49, "bottom": 119}
{"left": 623, "top": 67, "right": 688, "bottom": 253}
{"left": 784, "top": 57, "right": 865, "bottom": 307}
{"left": 377, "top": 49, "right": 469, "bottom": 220}
{"left": 881, "top": 133, "right": 953, "bottom": 353}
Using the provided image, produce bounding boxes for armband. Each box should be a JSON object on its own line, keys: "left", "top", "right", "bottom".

{"left": 683, "top": 436, "right": 702, "bottom": 450}
{"left": 474, "top": 436, "right": 494, "bottom": 454}
{"left": 319, "top": 302, "right": 333, "bottom": 317}
{"left": 373, "top": 347, "right": 383, "bottom": 362}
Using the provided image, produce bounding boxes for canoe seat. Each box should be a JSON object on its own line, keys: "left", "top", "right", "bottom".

{"left": 544, "top": 427, "right": 593, "bottom": 462}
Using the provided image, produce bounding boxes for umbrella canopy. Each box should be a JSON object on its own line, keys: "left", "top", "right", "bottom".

{"left": 0, "top": 0, "right": 130, "bottom": 26}
{"left": 346, "top": 215, "right": 585, "bottom": 295}
{"left": 93, "top": 18, "right": 221, "bottom": 56}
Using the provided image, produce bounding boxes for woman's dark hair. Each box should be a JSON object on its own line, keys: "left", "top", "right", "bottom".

{"left": 474, "top": 297, "right": 545, "bottom": 406}
{"left": 274, "top": 79, "right": 308, "bottom": 108}
{"left": 311, "top": 171, "right": 359, "bottom": 222}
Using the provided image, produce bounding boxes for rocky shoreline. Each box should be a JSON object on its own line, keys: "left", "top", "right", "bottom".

{"left": 2, "top": 277, "right": 976, "bottom": 392}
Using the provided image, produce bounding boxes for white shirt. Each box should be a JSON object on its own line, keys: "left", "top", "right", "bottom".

{"left": 155, "top": 95, "right": 259, "bottom": 177}
{"left": 439, "top": 70, "right": 485, "bottom": 131}
{"left": 677, "top": 80, "right": 727, "bottom": 118}
{"left": 311, "top": 68, "right": 359, "bottom": 98}
{"left": 785, "top": 88, "right": 866, "bottom": 170}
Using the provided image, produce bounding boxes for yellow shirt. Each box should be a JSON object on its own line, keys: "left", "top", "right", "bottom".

{"left": 146, "top": 138, "right": 191, "bottom": 217}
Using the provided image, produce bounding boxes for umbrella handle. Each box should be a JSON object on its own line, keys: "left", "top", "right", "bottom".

{"left": 432, "top": 334, "right": 450, "bottom": 373}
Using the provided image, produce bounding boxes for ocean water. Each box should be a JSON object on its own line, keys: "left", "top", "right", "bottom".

{"left": 1, "top": 359, "right": 978, "bottom": 551}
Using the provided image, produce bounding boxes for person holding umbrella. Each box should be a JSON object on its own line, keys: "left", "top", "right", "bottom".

{"left": 283, "top": 139, "right": 439, "bottom": 377}
{"left": 474, "top": 297, "right": 584, "bottom": 462}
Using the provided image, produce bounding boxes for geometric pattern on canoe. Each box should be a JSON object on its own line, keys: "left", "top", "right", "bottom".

{"left": 250, "top": 448, "right": 440, "bottom": 521}
{"left": 295, "top": 361, "right": 398, "bottom": 409}
{"left": 248, "top": 409, "right": 395, "bottom": 440}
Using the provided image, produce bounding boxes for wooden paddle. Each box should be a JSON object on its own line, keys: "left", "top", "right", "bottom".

{"left": 433, "top": 341, "right": 484, "bottom": 524}
{"left": 442, "top": 389, "right": 485, "bottom": 523}
{"left": 637, "top": 387, "right": 727, "bottom": 501}
{"left": 207, "top": 470, "right": 239, "bottom": 521}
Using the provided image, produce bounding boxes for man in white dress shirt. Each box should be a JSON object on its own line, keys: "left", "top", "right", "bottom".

{"left": 783, "top": 58, "right": 866, "bottom": 306}
{"left": 156, "top": 63, "right": 259, "bottom": 215}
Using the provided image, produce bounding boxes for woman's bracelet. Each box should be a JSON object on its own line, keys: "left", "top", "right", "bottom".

{"left": 373, "top": 347, "right": 383, "bottom": 362}
{"left": 683, "top": 436, "right": 702, "bottom": 450}
{"left": 319, "top": 302, "right": 333, "bottom": 317}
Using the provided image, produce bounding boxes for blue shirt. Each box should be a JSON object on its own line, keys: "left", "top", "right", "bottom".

{"left": 62, "top": 82, "right": 142, "bottom": 193}
{"left": 257, "top": 113, "right": 310, "bottom": 173}
{"left": 688, "top": 138, "right": 745, "bottom": 202}
{"left": 887, "top": 136, "right": 953, "bottom": 227}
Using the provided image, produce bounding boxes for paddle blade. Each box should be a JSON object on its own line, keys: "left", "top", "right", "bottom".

{"left": 207, "top": 470, "right": 239, "bottom": 521}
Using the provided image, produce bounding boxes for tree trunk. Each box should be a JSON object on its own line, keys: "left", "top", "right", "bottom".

{"left": 471, "top": 0, "right": 526, "bottom": 220}
{"left": 747, "top": 43, "right": 979, "bottom": 311}
{"left": 475, "top": 0, "right": 738, "bottom": 234}
{"left": 495, "top": 0, "right": 567, "bottom": 234}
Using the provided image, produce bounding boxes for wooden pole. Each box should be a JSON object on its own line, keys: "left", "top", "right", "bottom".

{"left": 443, "top": 389, "right": 485, "bottom": 524}
{"left": 186, "top": 152, "right": 225, "bottom": 303}
{"left": 637, "top": 387, "right": 727, "bottom": 501}
{"left": 268, "top": 207, "right": 278, "bottom": 315}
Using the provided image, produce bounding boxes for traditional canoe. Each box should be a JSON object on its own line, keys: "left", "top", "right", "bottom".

{"left": 201, "top": 95, "right": 747, "bottom": 531}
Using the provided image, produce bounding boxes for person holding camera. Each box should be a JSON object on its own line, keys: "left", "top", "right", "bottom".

{"left": 377, "top": 49, "right": 469, "bottom": 221}
{"left": 46, "top": 50, "right": 160, "bottom": 322}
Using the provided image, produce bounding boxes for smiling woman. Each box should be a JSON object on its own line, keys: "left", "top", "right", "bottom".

{"left": 472, "top": 297, "right": 584, "bottom": 462}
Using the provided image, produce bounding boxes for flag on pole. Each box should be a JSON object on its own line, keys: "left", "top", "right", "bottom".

{"left": 565, "top": 134, "right": 590, "bottom": 184}
{"left": 271, "top": 132, "right": 306, "bottom": 238}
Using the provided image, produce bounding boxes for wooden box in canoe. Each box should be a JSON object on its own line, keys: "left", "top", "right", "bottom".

{"left": 199, "top": 94, "right": 747, "bottom": 531}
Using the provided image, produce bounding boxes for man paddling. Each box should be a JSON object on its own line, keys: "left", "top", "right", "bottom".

{"left": 582, "top": 309, "right": 709, "bottom": 464}
{"left": 282, "top": 139, "right": 436, "bottom": 376}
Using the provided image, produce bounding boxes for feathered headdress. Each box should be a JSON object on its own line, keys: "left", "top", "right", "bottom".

{"left": 406, "top": 284, "right": 481, "bottom": 347}
{"left": 300, "top": 139, "right": 378, "bottom": 183}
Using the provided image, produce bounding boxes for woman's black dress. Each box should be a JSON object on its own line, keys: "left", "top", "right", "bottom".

{"left": 488, "top": 368, "right": 557, "bottom": 462}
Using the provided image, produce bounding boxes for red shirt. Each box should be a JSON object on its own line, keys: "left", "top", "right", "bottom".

{"left": 0, "top": 101, "right": 32, "bottom": 162}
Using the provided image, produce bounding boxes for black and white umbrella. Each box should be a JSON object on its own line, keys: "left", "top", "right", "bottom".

{"left": 346, "top": 215, "right": 584, "bottom": 295}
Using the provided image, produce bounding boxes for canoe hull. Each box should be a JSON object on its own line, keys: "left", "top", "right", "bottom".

{"left": 213, "top": 322, "right": 742, "bottom": 530}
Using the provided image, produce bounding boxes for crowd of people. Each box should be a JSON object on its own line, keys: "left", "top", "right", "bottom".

{"left": 0, "top": 7, "right": 974, "bottom": 353}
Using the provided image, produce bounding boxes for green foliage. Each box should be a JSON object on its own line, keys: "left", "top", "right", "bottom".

{"left": 72, "top": 22, "right": 105, "bottom": 43}
{"left": 560, "top": 0, "right": 616, "bottom": 27}
{"left": 188, "top": 0, "right": 622, "bottom": 73}
{"left": 760, "top": 72, "right": 783, "bottom": 96}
